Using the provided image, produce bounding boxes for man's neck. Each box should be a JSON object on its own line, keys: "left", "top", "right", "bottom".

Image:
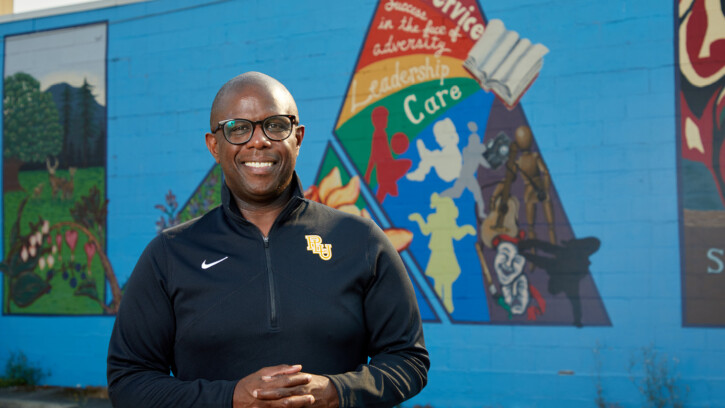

{"left": 233, "top": 186, "right": 294, "bottom": 237}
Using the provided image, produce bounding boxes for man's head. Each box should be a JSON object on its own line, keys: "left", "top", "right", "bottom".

{"left": 205, "top": 72, "right": 304, "bottom": 208}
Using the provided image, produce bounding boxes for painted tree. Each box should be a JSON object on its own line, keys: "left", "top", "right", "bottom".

{"left": 60, "top": 84, "right": 73, "bottom": 166}
{"left": 79, "top": 78, "right": 97, "bottom": 167}
{"left": 3, "top": 72, "right": 63, "bottom": 191}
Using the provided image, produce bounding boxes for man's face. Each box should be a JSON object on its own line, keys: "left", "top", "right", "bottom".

{"left": 494, "top": 241, "right": 525, "bottom": 286}
{"left": 205, "top": 84, "right": 304, "bottom": 207}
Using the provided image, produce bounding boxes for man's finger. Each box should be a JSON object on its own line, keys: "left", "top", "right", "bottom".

{"left": 253, "top": 386, "right": 315, "bottom": 402}
{"left": 259, "top": 364, "right": 303, "bottom": 379}
{"left": 283, "top": 395, "right": 315, "bottom": 406}
{"left": 253, "top": 375, "right": 313, "bottom": 399}
{"left": 261, "top": 372, "right": 312, "bottom": 388}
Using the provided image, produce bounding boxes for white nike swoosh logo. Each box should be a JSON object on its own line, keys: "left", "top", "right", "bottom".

{"left": 201, "top": 256, "right": 229, "bottom": 269}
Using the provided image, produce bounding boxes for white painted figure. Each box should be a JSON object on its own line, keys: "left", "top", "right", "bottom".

{"left": 406, "top": 117, "right": 462, "bottom": 182}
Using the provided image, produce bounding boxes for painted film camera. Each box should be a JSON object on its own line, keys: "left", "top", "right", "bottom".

{"left": 482, "top": 131, "right": 511, "bottom": 170}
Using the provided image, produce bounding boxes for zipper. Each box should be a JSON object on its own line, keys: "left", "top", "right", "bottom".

{"left": 263, "top": 236, "right": 278, "bottom": 329}
{"left": 258, "top": 197, "right": 303, "bottom": 330}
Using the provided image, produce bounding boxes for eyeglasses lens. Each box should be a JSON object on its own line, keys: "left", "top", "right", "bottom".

{"left": 263, "top": 116, "right": 293, "bottom": 140}
{"left": 223, "top": 116, "right": 293, "bottom": 143}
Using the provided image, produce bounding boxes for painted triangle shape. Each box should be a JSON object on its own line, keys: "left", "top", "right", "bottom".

{"left": 313, "top": 0, "right": 610, "bottom": 326}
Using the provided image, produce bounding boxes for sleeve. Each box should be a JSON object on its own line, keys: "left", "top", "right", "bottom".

{"left": 325, "top": 221, "right": 430, "bottom": 408}
{"left": 106, "top": 236, "right": 238, "bottom": 408}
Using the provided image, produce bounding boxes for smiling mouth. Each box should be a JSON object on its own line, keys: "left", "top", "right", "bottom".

{"left": 244, "top": 161, "right": 274, "bottom": 168}
{"left": 497, "top": 264, "right": 514, "bottom": 275}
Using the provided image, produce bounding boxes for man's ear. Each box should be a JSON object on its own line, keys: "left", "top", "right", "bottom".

{"left": 205, "top": 132, "right": 221, "bottom": 163}
{"left": 294, "top": 125, "right": 305, "bottom": 156}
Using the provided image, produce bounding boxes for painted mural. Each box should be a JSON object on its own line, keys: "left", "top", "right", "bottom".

{"left": 677, "top": 0, "right": 725, "bottom": 326}
{"left": 161, "top": 0, "right": 609, "bottom": 327}
{"left": 0, "top": 23, "right": 120, "bottom": 315}
{"left": 304, "top": 0, "right": 610, "bottom": 326}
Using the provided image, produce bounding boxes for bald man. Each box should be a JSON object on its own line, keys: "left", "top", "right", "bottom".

{"left": 107, "top": 72, "right": 429, "bottom": 408}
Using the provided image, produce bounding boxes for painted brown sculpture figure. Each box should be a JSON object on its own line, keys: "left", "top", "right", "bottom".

{"left": 492, "top": 125, "right": 556, "bottom": 244}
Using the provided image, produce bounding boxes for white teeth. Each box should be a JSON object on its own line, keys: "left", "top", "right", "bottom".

{"left": 245, "top": 162, "right": 273, "bottom": 168}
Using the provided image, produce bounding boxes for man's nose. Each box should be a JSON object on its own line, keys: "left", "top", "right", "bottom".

{"left": 246, "top": 124, "right": 271, "bottom": 148}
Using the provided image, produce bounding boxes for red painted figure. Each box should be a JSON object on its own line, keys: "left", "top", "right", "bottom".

{"left": 365, "top": 106, "right": 412, "bottom": 202}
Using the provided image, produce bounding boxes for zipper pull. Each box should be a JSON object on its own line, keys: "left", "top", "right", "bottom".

{"left": 263, "top": 236, "right": 269, "bottom": 247}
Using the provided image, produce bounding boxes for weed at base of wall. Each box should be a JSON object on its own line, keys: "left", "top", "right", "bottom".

{"left": 628, "top": 345, "right": 688, "bottom": 408}
{"left": 594, "top": 342, "right": 689, "bottom": 408}
{"left": 0, "top": 351, "right": 49, "bottom": 387}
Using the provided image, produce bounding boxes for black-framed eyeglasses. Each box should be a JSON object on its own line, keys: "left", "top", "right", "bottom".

{"left": 213, "top": 115, "right": 298, "bottom": 145}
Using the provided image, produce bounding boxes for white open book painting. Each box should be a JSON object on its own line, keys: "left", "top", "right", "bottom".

{"left": 463, "top": 19, "right": 549, "bottom": 109}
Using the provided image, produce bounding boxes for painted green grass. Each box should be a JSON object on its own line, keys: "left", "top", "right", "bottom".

{"left": 3, "top": 167, "right": 107, "bottom": 315}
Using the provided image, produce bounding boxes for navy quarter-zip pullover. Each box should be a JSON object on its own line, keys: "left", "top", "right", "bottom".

{"left": 107, "top": 173, "right": 429, "bottom": 407}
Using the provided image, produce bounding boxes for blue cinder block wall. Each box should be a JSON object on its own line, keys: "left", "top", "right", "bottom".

{"left": 1, "top": 1, "right": 723, "bottom": 407}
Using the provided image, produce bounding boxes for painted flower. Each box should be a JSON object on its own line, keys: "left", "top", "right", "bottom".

{"left": 84, "top": 242, "right": 96, "bottom": 274}
{"left": 65, "top": 229, "right": 79, "bottom": 261}
{"left": 65, "top": 230, "right": 78, "bottom": 251}
{"left": 165, "top": 190, "right": 178, "bottom": 211}
{"left": 305, "top": 167, "right": 413, "bottom": 252}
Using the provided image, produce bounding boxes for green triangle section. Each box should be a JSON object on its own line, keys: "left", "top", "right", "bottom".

{"left": 152, "top": 163, "right": 223, "bottom": 234}
{"left": 176, "top": 164, "right": 223, "bottom": 224}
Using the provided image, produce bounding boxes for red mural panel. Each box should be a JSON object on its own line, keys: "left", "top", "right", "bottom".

{"left": 677, "top": 0, "right": 725, "bottom": 326}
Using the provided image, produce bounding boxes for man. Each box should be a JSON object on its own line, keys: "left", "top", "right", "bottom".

{"left": 107, "top": 72, "right": 429, "bottom": 407}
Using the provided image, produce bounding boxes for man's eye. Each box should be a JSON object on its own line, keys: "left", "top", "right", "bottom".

{"left": 265, "top": 122, "right": 290, "bottom": 132}
{"left": 230, "top": 124, "right": 251, "bottom": 133}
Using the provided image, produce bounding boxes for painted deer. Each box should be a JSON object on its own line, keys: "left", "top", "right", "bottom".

{"left": 45, "top": 157, "right": 76, "bottom": 200}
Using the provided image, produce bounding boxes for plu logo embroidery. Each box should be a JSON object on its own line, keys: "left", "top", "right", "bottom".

{"left": 305, "top": 235, "right": 332, "bottom": 260}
